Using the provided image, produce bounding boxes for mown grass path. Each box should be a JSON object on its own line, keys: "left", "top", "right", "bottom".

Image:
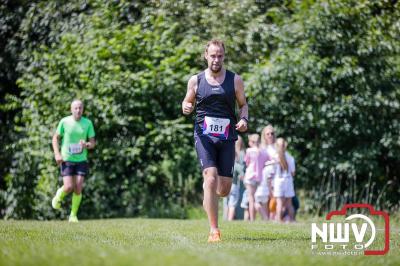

{"left": 0, "top": 219, "right": 398, "bottom": 266}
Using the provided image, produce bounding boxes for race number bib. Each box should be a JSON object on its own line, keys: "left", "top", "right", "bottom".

{"left": 68, "top": 143, "right": 83, "bottom": 155}
{"left": 203, "top": 116, "right": 230, "bottom": 139}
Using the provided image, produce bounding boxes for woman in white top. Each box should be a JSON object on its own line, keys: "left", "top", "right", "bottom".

{"left": 273, "top": 138, "right": 295, "bottom": 223}
{"left": 255, "top": 125, "right": 276, "bottom": 220}
{"left": 243, "top": 134, "right": 261, "bottom": 221}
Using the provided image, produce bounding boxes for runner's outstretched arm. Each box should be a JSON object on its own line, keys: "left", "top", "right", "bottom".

{"left": 182, "top": 75, "right": 197, "bottom": 115}
{"left": 234, "top": 74, "right": 248, "bottom": 132}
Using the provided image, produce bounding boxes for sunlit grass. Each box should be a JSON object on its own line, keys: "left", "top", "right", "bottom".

{"left": 0, "top": 218, "right": 398, "bottom": 266}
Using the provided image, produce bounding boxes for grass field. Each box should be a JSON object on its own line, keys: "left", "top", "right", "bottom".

{"left": 0, "top": 217, "right": 399, "bottom": 266}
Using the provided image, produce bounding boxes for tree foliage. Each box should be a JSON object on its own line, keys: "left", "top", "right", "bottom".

{"left": 248, "top": 0, "right": 400, "bottom": 212}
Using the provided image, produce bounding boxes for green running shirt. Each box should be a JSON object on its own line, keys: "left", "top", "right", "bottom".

{"left": 56, "top": 116, "right": 95, "bottom": 162}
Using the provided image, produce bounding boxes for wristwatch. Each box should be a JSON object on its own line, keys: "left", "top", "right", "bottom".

{"left": 241, "top": 117, "right": 249, "bottom": 123}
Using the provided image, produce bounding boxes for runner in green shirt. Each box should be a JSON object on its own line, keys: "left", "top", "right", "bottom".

{"left": 51, "top": 99, "right": 96, "bottom": 222}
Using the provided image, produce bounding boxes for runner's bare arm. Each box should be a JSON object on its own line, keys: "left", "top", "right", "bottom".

{"left": 52, "top": 133, "right": 63, "bottom": 165}
{"left": 182, "top": 75, "right": 197, "bottom": 115}
{"left": 80, "top": 138, "right": 96, "bottom": 149}
{"left": 87, "top": 137, "right": 96, "bottom": 149}
{"left": 234, "top": 74, "right": 248, "bottom": 132}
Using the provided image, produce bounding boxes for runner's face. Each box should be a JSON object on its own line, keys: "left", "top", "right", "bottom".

{"left": 205, "top": 44, "right": 224, "bottom": 73}
{"left": 71, "top": 102, "right": 84, "bottom": 120}
{"left": 264, "top": 129, "right": 275, "bottom": 145}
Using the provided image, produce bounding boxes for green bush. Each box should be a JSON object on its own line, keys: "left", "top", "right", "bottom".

{"left": 6, "top": 4, "right": 203, "bottom": 219}
{"left": 248, "top": 0, "right": 400, "bottom": 213}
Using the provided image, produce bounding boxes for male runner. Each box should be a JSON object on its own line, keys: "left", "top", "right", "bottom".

{"left": 182, "top": 40, "right": 248, "bottom": 242}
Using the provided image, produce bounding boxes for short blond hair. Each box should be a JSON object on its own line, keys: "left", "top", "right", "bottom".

{"left": 261, "top": 124, "right": 275, "bottom": 147}
{"left": 205, "top": 39, "right": 225, "bottom": 53}
{"left": 71, "top": 99, "right": 83, "bottom": 108}
{"left": 249, "top": 133, "right": 260, "bottom": 147}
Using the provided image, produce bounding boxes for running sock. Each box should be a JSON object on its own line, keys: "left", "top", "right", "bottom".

{"left": 70, "top": 193, "right": 82, "bottom": 216}
{"left": 57, "top": 186, "right": 67, "bottom": 200}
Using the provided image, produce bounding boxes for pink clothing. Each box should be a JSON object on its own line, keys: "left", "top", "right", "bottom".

{"left": 244, "top": 147, "right": 270, "bottom": 183}
{"left": 258, "top": 148, "right": 270, "bottom": 180}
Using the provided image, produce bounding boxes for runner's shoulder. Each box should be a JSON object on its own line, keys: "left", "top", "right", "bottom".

{"left": 234, "top": 72, "right": 244, "bottom": 83}
{"left": 80, "top": 116, "right": 94, "bottom": 125}
{"left": 59, "top": 115, "right": 73, "bottom": 123}
{"left": 189, "top": 74, "right": 198, "bottom": 82}
{"left": 188, "top": 74, "right": 199, "bottom": 91}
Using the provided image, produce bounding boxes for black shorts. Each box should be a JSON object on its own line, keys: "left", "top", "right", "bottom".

{"left": 194, "top": 133, "right": 235, "bottom": 177}
{"left": 61, "top": 161, "right": 88, "bottom": 177}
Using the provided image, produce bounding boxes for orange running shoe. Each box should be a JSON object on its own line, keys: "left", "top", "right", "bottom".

{"left": 208, "top": 229, "right": 221, "bottom": 243}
